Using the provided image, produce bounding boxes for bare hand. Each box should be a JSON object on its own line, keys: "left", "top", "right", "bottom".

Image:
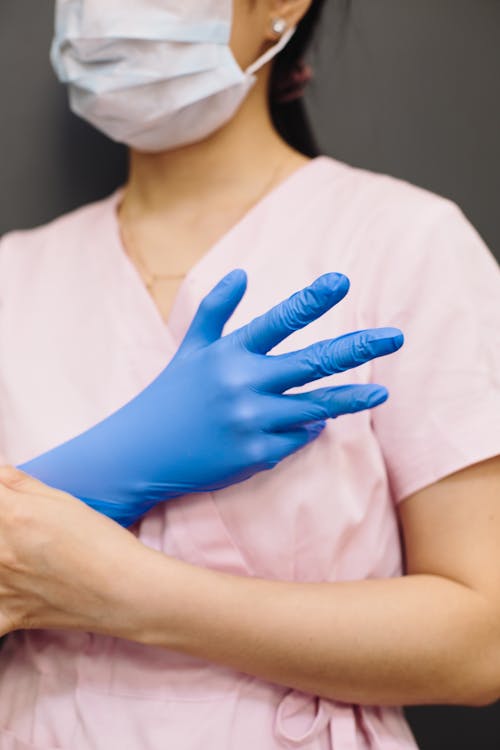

{"left": 0, "top": 466, "right": 146, "bottom": 637}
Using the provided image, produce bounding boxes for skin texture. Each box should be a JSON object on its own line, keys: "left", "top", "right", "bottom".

{"left": 1, "top": 0, "right": 499, "bottom": 711}
{"left": 0, "top": 457, "right": 499, "bottom": 707}
{"left": 118, "top": 0, "right": 313, "bottom": 322}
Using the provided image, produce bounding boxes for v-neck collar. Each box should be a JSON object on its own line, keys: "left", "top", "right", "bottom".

{"left": 104, "top": 155, "right": 330, "bottom": 351}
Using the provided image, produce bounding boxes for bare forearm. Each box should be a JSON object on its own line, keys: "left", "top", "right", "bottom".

{"left": 119, "top": 549, "right": 500, "bottom": 707}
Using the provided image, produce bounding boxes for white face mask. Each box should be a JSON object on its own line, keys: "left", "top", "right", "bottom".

{"left": 51, "top": 0, "right": 295, "bottom": 152}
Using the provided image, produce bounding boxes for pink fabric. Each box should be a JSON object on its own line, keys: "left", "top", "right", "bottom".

{"left": 0, "top": 156, "right": 498, "bottom": 749}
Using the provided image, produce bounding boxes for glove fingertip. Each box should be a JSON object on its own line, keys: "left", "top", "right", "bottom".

{"left": 230, "top": 268, "right": 248, "bottom": 283}
{"left": 367, "top": 387, "right": 389, "bottom": 407}
{"left": 316, "top": 272, "right": 350, "bottom": 298}
{"left": 220, "top": 268, "right": 247, "bottom": 291}
{"left": 306, "top": 420, "right": 327, "bottom": 438}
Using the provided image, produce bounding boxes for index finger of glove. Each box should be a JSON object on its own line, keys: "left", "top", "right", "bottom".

{"left": 176, "top": 269, "right": 248, "bottom": 355}
{"left": 235, "top": 273, "right": 350, "bottom": 354}
{"left": 264, "top": 327, "right": 404, "bottom": 392}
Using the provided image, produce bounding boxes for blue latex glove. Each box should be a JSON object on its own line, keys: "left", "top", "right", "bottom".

{"left": 18, "top": 270, "right": 403, "bottom": 527}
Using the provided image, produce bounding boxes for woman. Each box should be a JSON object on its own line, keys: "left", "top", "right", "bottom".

{"left": 0, "top": 1, "right": 499, "bottom": 748}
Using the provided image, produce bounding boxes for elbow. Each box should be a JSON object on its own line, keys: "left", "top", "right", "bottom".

{"left": 445, "top": 596, "right": 500, "bottom": 708}
{"left": 463, "top": 688, "right": 499, "bottom": 709}
{"left": 462, "top": 679, "right": 500, "bottom": 708}
{"left": 442, "top": 678, "right": 499, "bottom": 709}
{"left": 449, "top": 635, "right": 500, "bottom": 708}
{"left": 468, "top": 695, "right": 499, "bottom": 709}
{"left": 463, "top": 674, "right": 500, "bottom": 708}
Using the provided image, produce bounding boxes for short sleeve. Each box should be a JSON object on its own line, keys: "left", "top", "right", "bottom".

{"left": 369, "top": 200, "right": 500, "bottom": 504}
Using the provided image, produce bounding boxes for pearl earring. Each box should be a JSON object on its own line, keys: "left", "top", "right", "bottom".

{"left": 271, "top": 18, "right": 288, "bottom": 36}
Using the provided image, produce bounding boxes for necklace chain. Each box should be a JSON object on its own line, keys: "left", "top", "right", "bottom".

{"left": 121, "top": 162, "right": 286, "bottom": 292}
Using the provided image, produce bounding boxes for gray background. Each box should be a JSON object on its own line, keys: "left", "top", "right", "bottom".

{"left": 0, "top": 1, "right": 499, "bottom": 748}
{"left": 1, "top": 0, "right": 499, "bottom": 262}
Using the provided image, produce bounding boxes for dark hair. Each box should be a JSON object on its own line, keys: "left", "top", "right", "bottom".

{"left": 270, "top": 0, "right": 344, "bottom": 157}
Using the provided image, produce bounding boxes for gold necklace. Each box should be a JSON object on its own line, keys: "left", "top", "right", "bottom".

{"left": 121, "top": 221, "right": 186, "bottom": 293}
{"left": 125, "top": 235, "right": 185, "bottom": 292}
{"left": 121, "top": 161, "right": 286, "bottom": 293}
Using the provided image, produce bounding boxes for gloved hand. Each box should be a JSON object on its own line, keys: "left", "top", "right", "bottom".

{"left": 18, "top": 270, "right": 404, "bottom": 527}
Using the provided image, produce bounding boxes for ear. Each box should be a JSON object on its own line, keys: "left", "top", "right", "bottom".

{"left": 266, "top": 0, "right": 314, "bottom": 40}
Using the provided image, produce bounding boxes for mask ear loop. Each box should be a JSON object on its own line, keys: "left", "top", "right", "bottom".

{"left": 245, "top": 26, "right": 297, "bottom": 76}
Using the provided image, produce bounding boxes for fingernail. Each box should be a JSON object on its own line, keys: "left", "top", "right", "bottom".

{"left": 316, "top": 273, "right": 350, "bottom": 295}
{"left": 367, "top": 388, "right": 389, "bottom": 407}
{"left": 391, "top": 331, "right": 404, "bottom": 349}
{"left": 220, "top": 269, "right": 246, "bottom": 285}
{"left": 368, "top": 329, "right": 404, "bottom": 355}
{"left": 308, "top": 420, "right": 327, "bottom": 436}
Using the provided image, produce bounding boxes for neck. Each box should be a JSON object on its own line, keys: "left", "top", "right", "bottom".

{"left": 122, "top": 69, "right": 308, "bottom": 215}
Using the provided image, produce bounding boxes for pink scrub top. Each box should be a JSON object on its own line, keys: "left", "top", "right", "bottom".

{"left": 0, "top": 157, "right": 499, "bottom": 750}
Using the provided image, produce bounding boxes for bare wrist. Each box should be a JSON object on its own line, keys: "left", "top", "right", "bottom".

{"left": 101, "top": 545, "right": 183, "bottom": 645}
{"left": 112, "top": 547, "right": 218, "bottom": 651}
